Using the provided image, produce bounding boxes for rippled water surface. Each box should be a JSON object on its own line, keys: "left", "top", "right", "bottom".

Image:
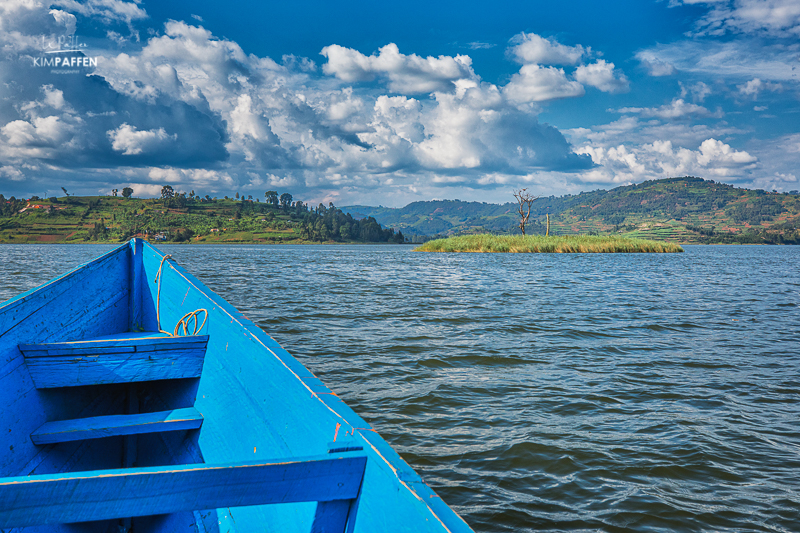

{"left": 2, "top": 244, "right": 799, "bottom": 532}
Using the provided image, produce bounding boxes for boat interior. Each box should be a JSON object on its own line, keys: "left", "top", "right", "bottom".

{"left": 0, "top": 239, "right": 472, "bottom": 533}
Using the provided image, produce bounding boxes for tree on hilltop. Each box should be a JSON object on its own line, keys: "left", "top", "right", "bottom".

{"left": 161, "top": 185, "right": 174, "bottom": 208}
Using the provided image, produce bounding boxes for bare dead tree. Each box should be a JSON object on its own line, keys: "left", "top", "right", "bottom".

{"left": 513, "top": 188, "right": 538, "bottom": 236}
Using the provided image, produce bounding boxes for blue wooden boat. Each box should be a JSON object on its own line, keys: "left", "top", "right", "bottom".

{"left": 0, "top": 239, "right": 474, "bottom": 533}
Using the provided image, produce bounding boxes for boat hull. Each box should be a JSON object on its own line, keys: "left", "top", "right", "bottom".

{"left": 0, "top": 239, "right": 473, "bottom": 532}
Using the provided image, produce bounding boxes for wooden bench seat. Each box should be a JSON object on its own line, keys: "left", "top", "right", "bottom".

{"left": 30, "top": 407, "right": 204, "bottom": 445}
{"left": 0, "top": 451, "right": 367, "bottom": 530}
{"left": 19, "top": 334, "right": 208, "bottom": 388}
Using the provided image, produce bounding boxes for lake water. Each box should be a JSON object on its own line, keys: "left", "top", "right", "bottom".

{"left": 1, "top": 244, "right": 798, "bottom": 532}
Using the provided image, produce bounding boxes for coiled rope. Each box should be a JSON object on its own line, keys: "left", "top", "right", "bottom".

{"left": 155, "top": 254, "right": 208, "bottom": 336}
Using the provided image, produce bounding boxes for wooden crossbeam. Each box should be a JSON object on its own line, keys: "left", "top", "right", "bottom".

{"left": 30, "top": 407, "right": 204, "bottom": 445}
{"left": 311, "top": 438, "right": 367, "bottom": 532}
{"left": 0, "top": 452, "right": 367, "bottom": 528}
{"left": 20, "top": 335, "right": 208, "bottom": 388}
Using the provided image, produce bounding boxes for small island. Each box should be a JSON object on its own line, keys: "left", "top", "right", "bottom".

{"left": 414, "top": 188, "right": 683, "bottom": 253}
{"left": 415, "top": 234, "right": 684, "bottom": 253}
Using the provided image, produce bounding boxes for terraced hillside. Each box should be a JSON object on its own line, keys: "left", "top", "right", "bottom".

{"left": 0, "top": 194, "right": 403, "bottom": 244}
{"left": 344, "top": 177, "right": 800, "bottom": 244}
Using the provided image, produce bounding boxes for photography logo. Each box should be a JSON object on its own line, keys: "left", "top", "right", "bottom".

{"left": 31, "top": 34, "right": 99, "bottom": 74}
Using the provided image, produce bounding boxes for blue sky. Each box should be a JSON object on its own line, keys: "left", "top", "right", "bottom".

{"left": 1, "top": 0, "right": 798, "bottom": 205}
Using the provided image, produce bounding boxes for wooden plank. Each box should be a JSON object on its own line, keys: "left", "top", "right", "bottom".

{"left": 36, "top": 345, "right": 137, "bottom": 356}
{"left": 90, "top": 332, "right": 170, "bottom": 341}
{"left": 31, "top": 406, "right": 201, "bottom": 445}
{"left": 0, "top": 452, "right": 367, "bottom": 528}
{"left": 23, "top": 348, "right": 205, "bottom": 388}
{"left": 123, "top": 384, "right": 139, "bottom": 471}
{"left": 19, "top": 334, "right": 209, "bottom": 355}
{"left": 20, "top": 334, "right": 209, "bottom": 388}
{"left": 30, "top": 407, "right": 203, "bottom": 445}
{"left": 312, "top": 440, "right": 365, "bottom": 533}
{"left": 312, "top": 500, "right": 352, "bottom": 533}
{"left": 29, "top": 342, "right": 207, "bottom": 357}
{"left": 327, "top": 440, "right": 364, "bottom": 454}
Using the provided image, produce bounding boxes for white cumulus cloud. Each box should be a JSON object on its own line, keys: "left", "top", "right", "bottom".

{"left": 696, "top": 137, "right": 757, "bottom": 167}
{"left": 576, "top": 137, "right": 757, "bottom": 184}
{"left": 681, "top": 81, "right": 713, "bottom": 102}
{"left": 0, "top": 165, "right": 25, "bottom": 181}
{"left": 737, "top": 77, "right": 783, "bottom": 98}
{"left": 574, "top": 60, "right": 630, "bottom": 93}
{"left": 636, "top": 52, "right": 677, "bottom": 76}
{"left": 503, "top": 64, "right": 585, "bottom": 103}
{"left": 52, "top": 0, "right": 147, "bottom": 26}
{"left": 507, "top": 33, "right": 587, "bottom": 65}
{"left": 147, "top": 167, "right": 233, "bottom": 187}
{"left": 108, "top": 124, "right": 176, "bottom": 155}
{"left": 320, "top": 43, "right": 476, "bottom": 94}
{"left": 1, "top": 115, "right": 79, "bottom": 161}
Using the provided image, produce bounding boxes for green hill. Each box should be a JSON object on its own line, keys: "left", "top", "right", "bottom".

{"left": 344, "top": 177, "right": 800, "bottom": 244}
{"left": 4, "top": 178, "right": 798, "bottom": 245}
{"left": 0, "top": 193, "right": 404, "bottom": 244}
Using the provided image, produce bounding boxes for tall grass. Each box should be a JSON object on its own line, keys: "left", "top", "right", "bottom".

{"left": 415, "top": 234, "right": 684, "bottom": 253}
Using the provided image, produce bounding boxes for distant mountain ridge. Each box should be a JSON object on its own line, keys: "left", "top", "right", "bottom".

{"left": 343, "top": 177, "right": 800, "bottom": 244}
{"left": 344, "top": 200, "right": 519, "bottom": 236}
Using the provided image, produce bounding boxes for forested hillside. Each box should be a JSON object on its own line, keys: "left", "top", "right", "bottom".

{"left": 0, "top": 189, "right": 404, "bottom": 244}
{"left": 344, "top": 177, "right": 800, "bottom": 244}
